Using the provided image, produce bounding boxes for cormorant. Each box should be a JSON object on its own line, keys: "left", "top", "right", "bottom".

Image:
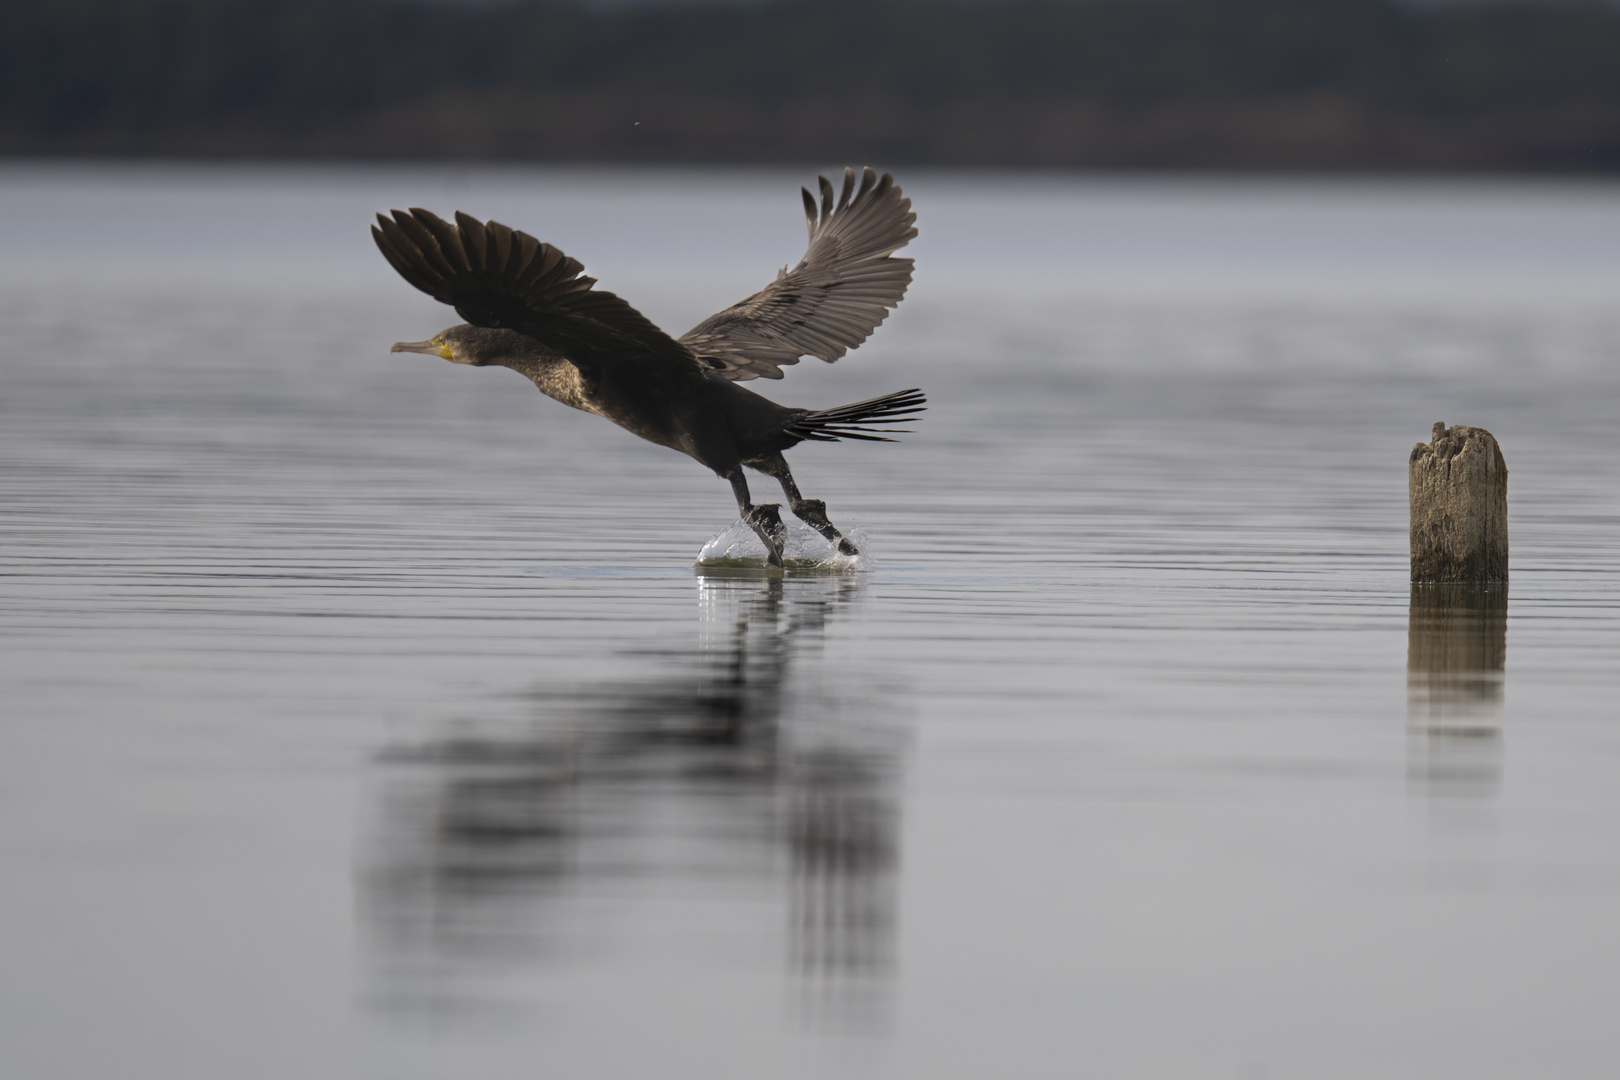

{"left": 372, "top": 166, "right": 923, "bottom": 568}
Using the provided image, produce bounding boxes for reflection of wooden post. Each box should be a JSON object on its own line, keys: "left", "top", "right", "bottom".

{"left": 1407, "top": 584, "right": 1507, "bottom": 682}
{"left": 1410, "top": 423, "right": 1508, "bottom": 583}
{"left": 1408, "top": 585, "right": 1506, "bottom": 801}
{"left": 1408, "top": 583, "right": 1506, "bottom": 731}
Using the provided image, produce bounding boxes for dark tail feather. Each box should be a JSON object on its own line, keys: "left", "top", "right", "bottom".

{"left": 785, "top": 388, "right": 926, "bottom": 443}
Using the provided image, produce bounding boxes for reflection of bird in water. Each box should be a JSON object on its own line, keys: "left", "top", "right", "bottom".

{"left": 361, "top": 575, "right": 901, "bottom": 1020}
{"left": 373, "top": 167, "right": 925, "bottom": 567}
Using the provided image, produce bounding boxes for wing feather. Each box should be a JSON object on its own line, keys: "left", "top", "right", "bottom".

{"left": 371, "top": 225, "right": 438, "bottom": 296}
{"left": 488, "top": 220, "right": 515, "bottom": 277}
{"left": 415, "top": 208, "right": 472, "bottom": 274}
{"left": 372, "top": 207, "right": 700, "bottom": 375}
{"left": 678, "top": 166, "right": 917, "bottom": 381}
{"left": 453, "top": 211, "right": 487, "bottom": 273}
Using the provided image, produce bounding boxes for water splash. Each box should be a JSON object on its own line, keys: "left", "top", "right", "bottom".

{"left": 694, "top": 519, "right": 866, "bottom": 573}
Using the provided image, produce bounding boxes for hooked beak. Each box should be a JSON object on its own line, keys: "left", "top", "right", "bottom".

{"left": 391, "top": 340, "right": 453, "bottom": 359}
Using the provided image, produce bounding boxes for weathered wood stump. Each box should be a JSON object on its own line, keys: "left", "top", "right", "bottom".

{"left": 1409, "top": 422, "right": 1508, "bottom": 583}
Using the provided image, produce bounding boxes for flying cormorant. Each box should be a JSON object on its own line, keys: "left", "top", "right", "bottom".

{"left": 372, "top": 166, "right": 923, "bottom": 568}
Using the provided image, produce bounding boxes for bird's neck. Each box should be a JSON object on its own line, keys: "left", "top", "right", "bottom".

{"left": 503, "top": 354, "right": 598, "bottom": 415}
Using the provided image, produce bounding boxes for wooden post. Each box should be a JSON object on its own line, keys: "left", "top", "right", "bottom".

{"left": 1409, "top": 422, "right": 1508, "bottom": 583}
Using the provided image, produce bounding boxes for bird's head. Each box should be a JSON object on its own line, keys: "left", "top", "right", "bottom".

{"left": 390, "top": 324, "right": 521, "bottom": 367}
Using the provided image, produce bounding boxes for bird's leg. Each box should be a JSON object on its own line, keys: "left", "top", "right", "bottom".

{"left": 728, "top": 471, "right": 785, "bottom": 568}
{"left": 751, "top": 454, "right": 859, "bottom": 557}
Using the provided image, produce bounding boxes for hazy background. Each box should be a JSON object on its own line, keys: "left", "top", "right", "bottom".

{"left": 6, "top": 0, "right": 1620, "bottom": 170}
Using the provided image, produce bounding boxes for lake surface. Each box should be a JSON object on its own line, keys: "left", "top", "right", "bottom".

{"left": 2, "top": 164, "right": 1619, "bottom": 1079}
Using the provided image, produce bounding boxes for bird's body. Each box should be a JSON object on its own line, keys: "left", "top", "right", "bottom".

{"left": 448, "top": 324, "right": 809, "bottom": 467}
{"left": 374, "top": 167, "right": 923, "bottom": 567}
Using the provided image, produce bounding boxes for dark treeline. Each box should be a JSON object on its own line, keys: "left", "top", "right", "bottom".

{"left": 6, "top": 0, "right": 1620, "bottom": 169}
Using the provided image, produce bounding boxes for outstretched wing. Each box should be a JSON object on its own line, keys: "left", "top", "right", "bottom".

{"left": 678, "top": 167, "right": 917, "bottom": 381}
{"left": 372, "top": 208, "right": 702, "bottom": 374}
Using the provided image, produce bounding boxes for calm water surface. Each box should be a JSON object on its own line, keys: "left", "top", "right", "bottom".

{"left": 2, "top": 165, "right": 1619, "bottom": 1079}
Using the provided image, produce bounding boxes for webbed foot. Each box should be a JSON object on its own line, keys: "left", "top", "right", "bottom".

{"left": 789, "top": 496, "right": 857, "bottom": 556}
{"left": 745, "top": 503, "right": 787, "bottom": 568}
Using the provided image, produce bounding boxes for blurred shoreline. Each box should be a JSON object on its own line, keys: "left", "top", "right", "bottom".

{"left": 13, "top": 94, "right": 1620, "bottom": 173}
{"left": 7, "top": 0, "right": 1620, "bottom": 172}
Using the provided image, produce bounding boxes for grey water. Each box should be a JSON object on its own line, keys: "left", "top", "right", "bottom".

{"left": 2, "top": 164, "right": 1619, "bottom": 1079}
